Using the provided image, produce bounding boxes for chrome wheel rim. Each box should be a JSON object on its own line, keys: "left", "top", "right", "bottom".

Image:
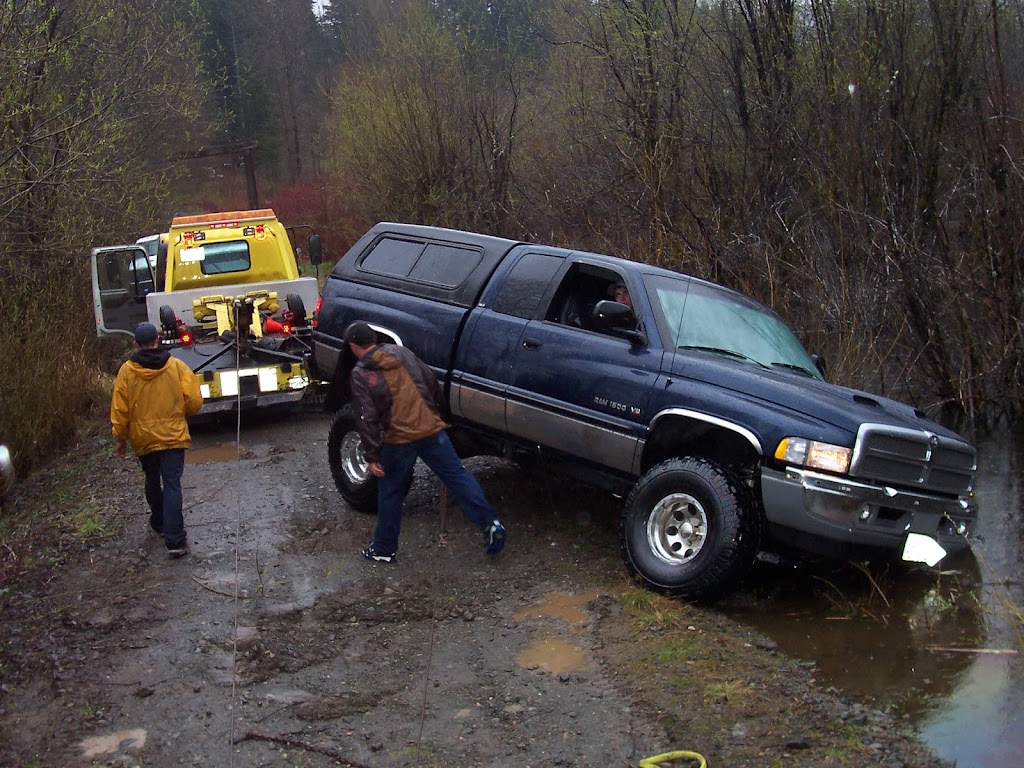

{"left": 340, "top": 432, "right": 370, "bottom": 483}
{"left": 646, "top": 492, "right": 708, "bottom": 564}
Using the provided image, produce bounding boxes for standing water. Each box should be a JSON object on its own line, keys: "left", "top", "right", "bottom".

{"left": 723, "top": 429, "right": 1024, "bottom": 768}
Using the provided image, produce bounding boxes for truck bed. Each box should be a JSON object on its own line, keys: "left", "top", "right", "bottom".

{"left": 145, "top": 276, "right": 320, "bottom": 328}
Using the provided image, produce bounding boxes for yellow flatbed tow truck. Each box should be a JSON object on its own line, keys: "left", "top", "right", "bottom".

{"left": 91, "top": 209, "right": 324, "bottom": 414}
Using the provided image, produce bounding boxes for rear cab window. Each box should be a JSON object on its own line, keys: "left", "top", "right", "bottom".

{"left": 360, "top": 237, "right": 482, "bottom": 287}
{"left": 189, "top": 240, "right": 252, "bottom": 275}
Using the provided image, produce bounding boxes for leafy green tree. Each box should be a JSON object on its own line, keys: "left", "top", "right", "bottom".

{"left": 197, "top": 0, "right": 332, "bottom": 186}
{"left": 251, "top": 0, "right": 332, "bottom": 182}
{"left": 324, "top": 0, "right": 534, "bottom": 235}
{"left": 0, "top": 0, "right": 209, "bottom": 474}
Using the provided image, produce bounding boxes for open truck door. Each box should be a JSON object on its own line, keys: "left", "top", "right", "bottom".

{"left": 91, "top": 245, "right": 154, "bottom": 337}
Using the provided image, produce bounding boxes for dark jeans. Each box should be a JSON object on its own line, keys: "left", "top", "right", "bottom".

{"left": 139, "top": 448, "right": 186, "bottom": 549}
{"left": 374, "top": 431, "right": 496, "bottom": 555}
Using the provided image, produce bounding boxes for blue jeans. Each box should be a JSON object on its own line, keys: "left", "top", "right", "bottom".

{"left": 374, "top": 431, "right": 496, "bottom": 555}
{"left": 139, "top": 449, "right": 186, "bottom": 550}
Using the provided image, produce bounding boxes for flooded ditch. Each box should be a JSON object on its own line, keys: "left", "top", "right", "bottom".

{"left": 723, "top": 429, "right": 1024, "bottom": 768}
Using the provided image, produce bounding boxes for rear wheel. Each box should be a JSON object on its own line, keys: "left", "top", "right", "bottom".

{"left": 327, "top": 405, "right": 377, "bottom": 513}
{"left": 621, "top": 457, "right": 759, "bottom": 602}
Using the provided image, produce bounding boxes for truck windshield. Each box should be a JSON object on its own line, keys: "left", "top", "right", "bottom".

{"left": 645, "top": 274, "right": 822, "bottom": 380}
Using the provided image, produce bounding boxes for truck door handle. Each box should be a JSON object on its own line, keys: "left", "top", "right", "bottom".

{"left": 522, "top": 338, "right": 542, "bottom": 351}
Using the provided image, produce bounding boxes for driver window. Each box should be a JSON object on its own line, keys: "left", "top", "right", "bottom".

{"left": 102, "top": 256, "right": 123, "bottom": 290}
{"left": 99, "top": 250, "right": 153, "bottom": 298}
{"left": 547, "top": 265, "right": 630, "bottom": 334}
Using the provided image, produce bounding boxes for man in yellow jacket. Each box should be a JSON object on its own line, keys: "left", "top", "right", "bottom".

{"left": 111, "top": 322, "right": 203, "bottom": 558}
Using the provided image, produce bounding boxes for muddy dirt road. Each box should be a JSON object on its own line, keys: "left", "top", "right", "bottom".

{"left": 0, "top": 409, "right": 950, "bottom": 767}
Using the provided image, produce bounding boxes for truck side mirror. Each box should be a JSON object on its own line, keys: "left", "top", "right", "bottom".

{"left": 308, "top": 234, "right": 322, "bottom": 266}
{"left": 592, "top": 300, "right": 647, "bottom": 346}
{"left": 593, "top": 299, "right": 632, "bottom": 324}
{"left": 812, "top": 353, "right": 827, "bottom": 379}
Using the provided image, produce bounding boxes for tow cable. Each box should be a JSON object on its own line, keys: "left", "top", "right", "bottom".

{"left": 228, "top": 301, "right": 245, "bottom": 768}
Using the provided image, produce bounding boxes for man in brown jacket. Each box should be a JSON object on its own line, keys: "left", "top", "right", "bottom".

{"left": 344, "top": 321, "right": 505, "bottom": 562}
{"left": 111, "top": 322, "right": 203, "bottom": 558}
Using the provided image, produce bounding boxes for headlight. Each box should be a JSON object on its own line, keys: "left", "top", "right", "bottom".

{"left": 775, "top": 437, "right": 852, "bottom": 474}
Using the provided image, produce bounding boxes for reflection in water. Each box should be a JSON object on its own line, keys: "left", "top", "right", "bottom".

{"left": 514, "top": 592, "right": 597, "bottom": 674}
{"left": 187, "top": 441, "right": 244, "bottom": 464}
{"left": 516, "top": 637, "right": 591, "bottom": 674}
{"left": 723, "top": 429, "right": 1024, "bottom": 768}
{"left": 513, "top": 591, "right": 598, "bottom": 624}
{"left": 725, "top": 556, "right": 984, "bottom": 705}
{"left": 919, "top": 653, "right": 1022, "bottom": 767}
{"left": 916, "top": 429, "right": 1024, "bottom": 767}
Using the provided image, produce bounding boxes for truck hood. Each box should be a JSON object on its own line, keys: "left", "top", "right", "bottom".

{"left": 675, "top": 354, "right": 967, "bottom": 444}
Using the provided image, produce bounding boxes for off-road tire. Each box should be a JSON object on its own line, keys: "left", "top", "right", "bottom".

{"left": 621, "top": 457, "right": 759, "bottom": 602}
{"left": 327, "top": 405, "right": 377, "bottom": 513}
{"left": 287, "top": 293, "right": 307, "bottom": 326}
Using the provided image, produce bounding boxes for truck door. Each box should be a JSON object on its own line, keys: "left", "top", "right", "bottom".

{"left": 452, "top": 250, "right": 566, "bottom": 432}
{"left": 91, "top": 245, "right": 154, "bottom": 337}
{"left": 506, "top": 261, "right": 663, "bottom": 474}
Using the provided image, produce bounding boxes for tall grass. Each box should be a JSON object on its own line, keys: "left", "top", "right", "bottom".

{"left": 0, "top": 265, "right": 120, "bottom": 481}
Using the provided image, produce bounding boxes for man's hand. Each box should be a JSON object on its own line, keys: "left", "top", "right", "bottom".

{"left": 116, "top": 439, "right": 127, "bottom": 459}
{"left": 369, "top": 461, "right": 385, "bottom": 478}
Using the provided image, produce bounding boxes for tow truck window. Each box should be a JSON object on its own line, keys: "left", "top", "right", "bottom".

{"left": 99, "top": 250, "right": 152, "bottom": 296}
{"left": 199, "top": 240, "right": 251, "bottom": 275}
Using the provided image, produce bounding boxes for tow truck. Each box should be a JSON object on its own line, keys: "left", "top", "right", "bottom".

{"left": 91, "top": 209, "right": 324, "bottom": 414}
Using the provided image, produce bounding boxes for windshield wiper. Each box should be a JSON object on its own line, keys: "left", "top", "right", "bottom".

{"left": 770, "top": 361, "right": 817, "bottom": 378}
{"left": 678, "top": 345, "right": 768, "bottom": 368}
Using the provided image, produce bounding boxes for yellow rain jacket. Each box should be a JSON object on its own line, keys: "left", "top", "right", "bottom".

{"left": 111, "top": 349, "right": 203, "bottom": 456}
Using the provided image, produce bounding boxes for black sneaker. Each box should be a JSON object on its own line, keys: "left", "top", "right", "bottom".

{"left": 484, "top": 521, "right": 506, "bottom": 555}
{"left": 361, "top": 545, "right": 395, "bottom": 563}
{"left": 167, "top": 545, "right": 189, "bottom": 559}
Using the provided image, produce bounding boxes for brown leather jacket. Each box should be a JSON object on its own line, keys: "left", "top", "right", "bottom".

{"left": 349, "top": 344, "right": 447, "bottom": 463}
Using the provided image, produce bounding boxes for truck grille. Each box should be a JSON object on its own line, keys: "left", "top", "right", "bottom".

{"left": 850, "top": 424, "right": 976, "bottom": 497}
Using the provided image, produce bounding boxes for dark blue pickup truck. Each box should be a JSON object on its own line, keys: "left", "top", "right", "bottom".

{"left": 312, "top": 223, "right": 977, "bottom": 600}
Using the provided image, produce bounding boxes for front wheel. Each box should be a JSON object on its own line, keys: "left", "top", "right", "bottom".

{"left": 327, "top": 405, "right": 377, "bottom": 513}
{"left": 621, "top": 457, "right": 759, "bottom": 602}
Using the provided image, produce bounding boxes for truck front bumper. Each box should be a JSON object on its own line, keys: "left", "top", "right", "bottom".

{"left": 760, "top": 465, "right": 976, "bottom": 563}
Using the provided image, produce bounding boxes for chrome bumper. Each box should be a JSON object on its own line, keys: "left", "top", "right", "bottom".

{"left": 760, "top": 465, "right": 975, "bottom": 561}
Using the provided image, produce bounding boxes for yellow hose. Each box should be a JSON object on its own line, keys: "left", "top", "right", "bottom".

{"left": 638, "top": 751, "right": 707, "bottom": 768}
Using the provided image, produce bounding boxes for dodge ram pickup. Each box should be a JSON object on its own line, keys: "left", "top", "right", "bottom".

{"left": 312, "top": 222, "right": 977, "bottom": 600}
